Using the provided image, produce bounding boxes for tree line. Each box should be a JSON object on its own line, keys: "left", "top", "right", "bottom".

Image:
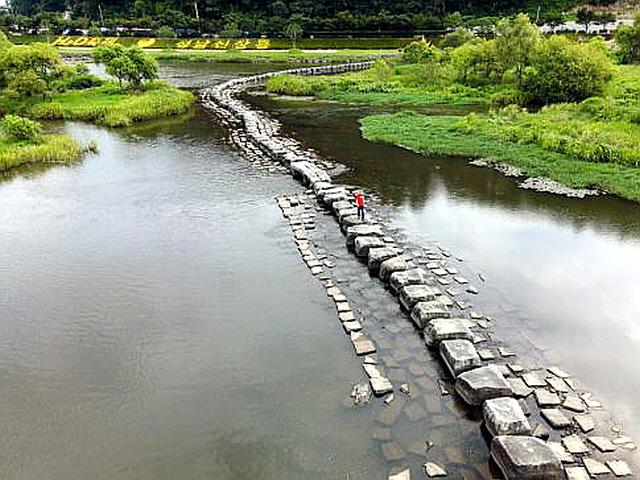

{"left": 1, "top": 0, "right": 619, "bottom": 36}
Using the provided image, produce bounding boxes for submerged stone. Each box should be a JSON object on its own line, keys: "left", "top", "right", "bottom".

{"left": 456, "top": 365, "right": 513, "bottom": 406}
{"left": 423, "top": 463, "right": 447, "bottom": 477}
{"left": 491, "top": 435, "right": 563, "bottom": 480}
{"left": 381, "top": 441, "right": 406, "bottom": 462}
{"left": 388, "top": 468, "right": 411, "bottom": 480}
{"left": 439, "top": 339, "right": 482, "bottom": 377}
{"left": 483, "top": 397, "right": 531, "bottom": 436}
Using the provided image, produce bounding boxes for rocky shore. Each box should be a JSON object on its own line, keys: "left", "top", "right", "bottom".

{"left": 200, "top": 64, "right": 636, "bottom": 479}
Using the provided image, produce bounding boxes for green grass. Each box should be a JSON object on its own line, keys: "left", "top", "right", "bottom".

{"left": 145, "top": 48, "right": 399, "bottom": 64}
{"left": 360, "top": 112, "right": 640, "bottom": 202}
{"left": 0, "top": 134, "right": 86, "bottom": 172}
{"left": 2, "top": 82, "right": 195, "bottom": 127}
{"left": 266, "top": 64, "right": 489, "bottom": 106}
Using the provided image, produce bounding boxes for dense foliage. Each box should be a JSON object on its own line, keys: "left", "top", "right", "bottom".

{"left": 93, "top": 45, "right": 158, "bottom": 89}
{"left": 615, "top": 13, "right": 640, "bottom": 64}
{"left": 0, "top": 114, "right": 41, "bottom": 142}
{"left": 2, "top": 0, "right": 588, "bottom": 36}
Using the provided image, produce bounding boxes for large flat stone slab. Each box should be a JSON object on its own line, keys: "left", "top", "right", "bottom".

{"left": 399, "top": 284, "right": 438, "bottom": 311}
{"left": 439, "top": 339, "right": 481, "bottom": 377}
{"left": 354, "top": 236, "right": 386, "bottom": 257}
{"left": 368, "top": 248, "right": 402, "bottom": 273}
{"left": 424, "top": 318, "right": 474, "bottom": 347}
{"left": 491, "top": 435, "right": 563, "bottom": 480}
{"left": 389, "top": 268, "right": 430, "bottom": 293}
{"left": 483, "top": 397, "right": 531, "bottom": 436}
{"left": 456, "top": 365, "right": 513, "bottom": 406}
{"left": 345, "top": 224, "right": 384, "bottom": 246}
{"left": 411, "top": 301, "right": 451, "bottom": 329}
{"left": 379, "top": 256, "right": 409, "bottom": 281}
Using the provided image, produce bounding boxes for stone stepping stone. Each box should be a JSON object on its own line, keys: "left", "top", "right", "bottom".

{"left": 388, "top": 469, "right": 410, "bottom": 480}
{"left": 354, "top": 236, "right": 386, "bottom": 257}
{"left": 507, "top": 377, "right": 533, "bottom": 398}
{"left": 342, "top": 320, "right": 362, "bottom": 333}
{"left": 389, "top": 268, "right": 430, "bottom": 293}
{"left": 456, "top": 365, "right": 513, "bottom": 406}
{"left": 370, "top": 376, "right": 394, "bottom": 396}
{"left": 548, "top": 366, "right": 571, "bottom": 379}
{"left": 351, "top": 332, "right": 376, "bottom": 355}
{"left": 607, "top": 460, "right": 632, "bottom": 477}
{"left": 411, "top": 301, "right": 451, "bottom": 328}
{"left": 399, "top": 284, "right": 438, "bottom": 311}
{"left": 574, "top": 414, "right": 596, "bottom": 433}
{"left": 548, "top": 441, "right": 575, "bottom": 463}
{"left": 345, "top": 224, "right": 384, "bottom": 246}
{"left": 326, "top": 287, "right": 341, "bottom": 297}
{"left": 547, "top": 376, "right": 570, "bottom": 393}
{"left": 508, "top": 363, "right": 525, "bottom": 374}
{"left": 440, "top": 339, "right": 482, "bottom": 377}
{"left": 381, "top": 441, "right": 406, "bottom": 462}
{"left": 424, "top": 318, "right": 474, "bottom": 347}
{"left": 498, "top": 347, "right": 516, "bottom": 358}
{"left": 483, "top": 397, "right": 531, "bottom": 436}
{"left": 588, "top": 436, "right": 616, "bottom": 452}
{"left": 339, "top": 311, "right": 355, "bottom": 322}
{"left": 491, "top": 435, "right": 563, "bottom": 479}
{"left": 562, "top": 394, "right": 586, "bottom": 413}
{"left": 369, "top": 248, "right": 403, "bottom": 273}
{"left": 478, "top": 348, "right": 496, "bottom": 361}
{"left": 522, "top": 372, "right": 546, "bottom": 388}
{"left": 423, "top": 462, "right": 447, "bottom": 477}
{"left": 541, "top": 408, "right": 572, "bottom": 429}
{"left": 453, "top": 276, "right": 468, "bottom": 284}
{"left": 565, "top": 467, "right": 591, "bottom": 480}
{"left": 336, "top": 302, "right": 351, "bottom": 313}
{"left": 534, "top": 389, "right": 561, "bottom": 407}
{"left": 583, "top": 458, "right": 611, "bottom": 476}
{"left": 562, "top": 435, "right": 590, "bottom": 455}
{"left": 379, "top": 256, "right": 409, "bottom": 281}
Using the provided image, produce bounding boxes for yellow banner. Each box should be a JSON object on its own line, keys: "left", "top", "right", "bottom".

{"left": 51, "top": 36, "right": 271, "bottom": 50}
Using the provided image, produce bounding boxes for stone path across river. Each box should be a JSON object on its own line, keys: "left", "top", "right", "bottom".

{"left": 200, "top": 63, "right": 637, "bottom": 479}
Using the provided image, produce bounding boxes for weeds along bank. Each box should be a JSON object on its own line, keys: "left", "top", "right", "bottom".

{"left": 0, "top": 34, "right": 195, "bottom": 171}
{"left": 265, "top": 15, "right": 640, "bottom": 203}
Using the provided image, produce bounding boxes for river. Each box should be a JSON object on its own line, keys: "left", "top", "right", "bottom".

{"left": 1, "top": 61, "right": 639, "bottom": 479}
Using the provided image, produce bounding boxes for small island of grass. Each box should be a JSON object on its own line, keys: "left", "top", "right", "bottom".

{"left": 0, "top": 34, "right": 195, "bottom": 171}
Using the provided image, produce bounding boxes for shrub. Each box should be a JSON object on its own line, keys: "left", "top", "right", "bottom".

{"left": 614, "top": 13, "right": 640, "bottom": 64}
{"left": 440, "top": 28, "right": 475, "bottom": 49}
{"left": 0, "top": 115, "right": 42, "bottom": 142}
{"left": 401, "top": 41, "right": 440, "bottom": 64}
{"left": 522, "top": 36, "right": 613, "bottom": 104}
{"left": 155, "top": 26, "right": 177, "bottom": 38}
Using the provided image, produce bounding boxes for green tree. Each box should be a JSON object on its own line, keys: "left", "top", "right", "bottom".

{"left": 522, "top": 36, "right": 612, "bottom": 104}
{"left": 440, "top": 28, "right": 475, "bottom": 49}
{"left": 614, "top": 13, "right": 640, "bottom": 64}
{"left": 576, "top": 8, "right": 597, "bottom": 32}
{"left": 451, "top": 39, "right": 503, "bottom": 86}
{"left": 93, "top": 45, "right": 158, "bottom": 89}
{"left": 0, "top": 43, "right": 62, "bottom": 99}
{"left": 495, "top": 13, "right": 540, "bottom": 87}
{"left": 220, "top": 20, "right": 242, "bottom": 38}
{"left": 284, "top": 20, "right": 303, "bottom": 49}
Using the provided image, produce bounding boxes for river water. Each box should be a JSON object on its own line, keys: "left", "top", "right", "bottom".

{"left": 248, "top": 94, "right": 640, "bottom": 445}
{"left": 2, "top": 61, "right": 639, "bottom": 479}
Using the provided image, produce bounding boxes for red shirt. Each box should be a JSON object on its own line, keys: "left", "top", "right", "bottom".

{"left": 355, "top": 194, "right": 365, "bottom": 207}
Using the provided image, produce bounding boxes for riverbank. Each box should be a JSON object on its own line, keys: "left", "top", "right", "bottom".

{"left": 266, "top": 63, "right": 490, "bottom": 106}
{"left": 59, "top": 47, "right": 399, "bottom": 64}
{"left": 360, "top": 112, "right": 640, "bottom": 202}
{"left": 0, "top": 133, "right": 88, "bottom": 172}
{"left": 1, "top": 82, "right": 195, "bottom": 128}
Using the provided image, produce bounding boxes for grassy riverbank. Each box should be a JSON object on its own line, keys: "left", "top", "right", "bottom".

{"left": 0, "top": 134, "right": 87, "bottom": 172}
{"left": 266, "top": 64, "right": 490, "bottom": 106}
{"left": 361, "top": 112, "right": 640, "bottom": 202}
{"left": 1, "top": 82, "right": 195, "bottom": 128}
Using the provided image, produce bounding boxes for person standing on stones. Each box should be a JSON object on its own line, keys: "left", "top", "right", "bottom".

{"left": 354, "top": 191, "right": 366, "bottom": 221}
